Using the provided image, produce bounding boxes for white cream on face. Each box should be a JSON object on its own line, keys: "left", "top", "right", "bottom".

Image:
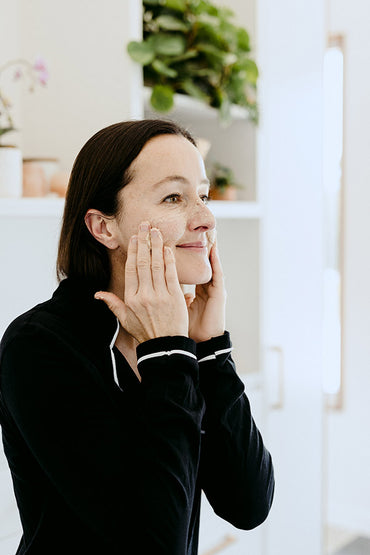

{"left": 114, "top": 134, "right": 216, "bottom": 285}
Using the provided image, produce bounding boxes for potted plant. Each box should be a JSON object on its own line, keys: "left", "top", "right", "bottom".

{"left": 209, "top": 161, "right": 240, "bottom": 200}
{"left": 0, "top": 57, "right": 48, "bottom": 197}
{"left": 127, "top": 0, "right": 259, "bottom": 125}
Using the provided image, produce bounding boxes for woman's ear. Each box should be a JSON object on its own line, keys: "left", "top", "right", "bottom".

{"left": 84, "top": 209, "right": 119, "bottom": 250}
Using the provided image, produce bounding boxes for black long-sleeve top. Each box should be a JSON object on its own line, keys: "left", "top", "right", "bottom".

{"left": 0, "top": 278, "right": 274, "bottom": 554}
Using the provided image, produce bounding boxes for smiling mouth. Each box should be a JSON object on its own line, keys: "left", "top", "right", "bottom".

{"left": 177, "top": 243, "right": 207, "bottom": 250}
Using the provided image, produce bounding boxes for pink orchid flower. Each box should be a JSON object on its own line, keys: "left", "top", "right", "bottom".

{"left": 33, "top": 57, "right": 49, "bottom": 85}
{"left": 13, "top": 69, "right": 22, "bottom": 80}
{"left": 33, "top": 56, "right": 47, "bottom": 72}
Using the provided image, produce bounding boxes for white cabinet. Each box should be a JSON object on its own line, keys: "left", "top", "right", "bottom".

{"left": 257, "top": 0, "right": 325, "bottom": 554}
{"left": 0, "top": 0, "right": 327, "bottom": 553}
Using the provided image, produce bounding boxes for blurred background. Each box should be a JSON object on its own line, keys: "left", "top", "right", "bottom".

{"left": 0, "top": 1, "right": 369, "bottom": 554}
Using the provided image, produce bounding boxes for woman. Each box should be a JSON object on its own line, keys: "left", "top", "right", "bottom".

{"left": 0, "top": 119, "right": 274, "bottom": 554}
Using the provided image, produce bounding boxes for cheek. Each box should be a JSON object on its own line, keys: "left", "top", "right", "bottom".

{"left": 150, "top": 215, "right": 185, "bottom": 246}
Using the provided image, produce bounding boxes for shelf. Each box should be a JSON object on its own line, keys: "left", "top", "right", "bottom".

{"left": 0, "top": 198, "right": 261, "bottom": 220}
{"left": 0, "top": 197, "right": 64, "bottom": 217}
{"left": 143, "top": 87, "right": 249, "bottom": 122}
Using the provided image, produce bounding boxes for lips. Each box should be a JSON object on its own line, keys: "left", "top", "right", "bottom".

{"left": 177, "top": 242, "right": 207, "bottom": 249}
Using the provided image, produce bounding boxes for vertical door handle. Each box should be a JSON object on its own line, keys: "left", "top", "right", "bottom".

{"left": 265, "top": 346, "right": 284, "bottom": 409}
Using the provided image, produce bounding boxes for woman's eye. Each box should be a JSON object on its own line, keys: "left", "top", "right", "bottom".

{"left": 201, "top": 194, "right": 210, "bottom": 204}
{"left": 163, "top": 193, "right": 181, "bottom": 203}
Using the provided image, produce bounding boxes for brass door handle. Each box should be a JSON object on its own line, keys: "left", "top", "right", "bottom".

{"left": 200, "top": 534, "right": 237, "bottom": 555}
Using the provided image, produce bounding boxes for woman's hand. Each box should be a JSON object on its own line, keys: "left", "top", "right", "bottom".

{"left": 95, "top": 222, "right": 189, "bottom": 344}
{"left": 186, "top": 237, "right": 227, "bottom": 343}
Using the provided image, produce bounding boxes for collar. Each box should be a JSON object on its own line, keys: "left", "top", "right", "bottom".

{"left": 50, "top": 278, "right": 119, "bottom": 355}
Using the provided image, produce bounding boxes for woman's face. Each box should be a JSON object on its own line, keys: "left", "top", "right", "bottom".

{"left": 114, "top": 134, "right": 216, "bottom": 285}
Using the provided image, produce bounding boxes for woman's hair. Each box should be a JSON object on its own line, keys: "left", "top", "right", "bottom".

{"left": 56, "top": 119, "right": 196, "bottom": 289}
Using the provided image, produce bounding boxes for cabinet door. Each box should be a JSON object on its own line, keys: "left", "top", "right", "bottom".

{"left": 257, "top": 0, "right": 325, "bottom": 554}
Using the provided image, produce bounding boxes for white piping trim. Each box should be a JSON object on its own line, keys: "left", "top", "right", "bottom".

{"left": 215, "top": 347, "right": 233, "bottom": 357}
{"left": 137, "top": 349, "right": 197, "bottom": 366}
{"left": 198, "top": 346, "right": 233, "bottom": 363}
{"left": 109, "top": 317, "right": 122, "bottom": 390}
{"left": 198, "top": 354, "right": 216, "bottom": 363}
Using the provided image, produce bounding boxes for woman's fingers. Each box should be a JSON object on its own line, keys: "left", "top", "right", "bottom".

{"left": 164, "top": 246, "right": 181, "bottom": 294}
{"left": 210, "top": 238, "right": 224, "bottom": 288}
{"left": 124, "top": 234, "right": 139, "bottom": 297}
{"left": 150, "top": 227, "right": 166, "bottom": 293}
{"left": 136, "top": 221, "right": 153, "bottom": 290}
{"left": 94, "top": 291, "right": 127, "bottom": 323}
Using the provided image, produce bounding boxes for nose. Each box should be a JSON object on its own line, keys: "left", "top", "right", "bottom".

{"left": 188, "top": 198, "right": 216, "bottom": 232}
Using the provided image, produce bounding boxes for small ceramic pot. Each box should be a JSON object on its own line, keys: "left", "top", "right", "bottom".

{"left": 0, "top": 145, "right": 22, "bottom": 198}
{"left": 22, "top": 160, "right": 48, "bottom": 197}
{"left": 209, "top": 185, "right": 238, "bottom": 201}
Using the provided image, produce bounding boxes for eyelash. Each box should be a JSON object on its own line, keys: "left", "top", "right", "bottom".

{"left": 163, "top": 193, "right": 210, "bottom": 204}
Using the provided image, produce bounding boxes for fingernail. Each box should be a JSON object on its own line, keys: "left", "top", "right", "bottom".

{"left": 151, "top": 228, "right": 160, "bottom": 237}
{"left": 94, "top": 293, "right": 103, "bottom": 300}
{"left": 140, "top": 222, "right": 149, "bottom": 232}
{"left": 131, "top": 235, "right": 138, "bottom": 244}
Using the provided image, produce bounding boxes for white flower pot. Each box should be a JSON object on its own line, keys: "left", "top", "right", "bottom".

{"left": 0, "top": 145, "right": 22, "bottom": 197}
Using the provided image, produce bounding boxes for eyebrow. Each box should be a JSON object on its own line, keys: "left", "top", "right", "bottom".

{"left": 151, "top": 175, "right": 210, "bottom": 188}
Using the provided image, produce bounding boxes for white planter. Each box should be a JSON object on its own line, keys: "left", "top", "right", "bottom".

{"left": 0, "top": 146, "right": 22, "bottom": 198}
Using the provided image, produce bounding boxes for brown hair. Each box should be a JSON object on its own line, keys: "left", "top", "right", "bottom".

{"left": 56, "top": 119, "right": 196, "bottom": 289}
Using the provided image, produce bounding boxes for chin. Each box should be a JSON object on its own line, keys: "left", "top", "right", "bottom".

{"left": 178, "top": 263, "right": 212, "bottom": 285}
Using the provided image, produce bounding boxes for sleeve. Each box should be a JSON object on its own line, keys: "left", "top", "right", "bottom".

{"left": 0, "top": 325, "right": 205, "bottom": 552}
{"left": 196, "top": 331, "right": 275, "bottom": 530}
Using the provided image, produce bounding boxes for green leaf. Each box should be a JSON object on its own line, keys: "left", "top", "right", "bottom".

{"left": 218, "top": 7, "right": 235, "bottom": 21}
{"left": 237, "top": 28, "right": 250, "bottom": 52}
{"left": 150, "top": 84, "right": 174, "bottom": 112}
{"left": 163, "top": 0, "right": 187, "bottom": 12}
{"left": 155, "top": 15, "right": 189, "bottom": 32}
{"left": 152, "top": 59, "right": 178, "bottom": 78}
{"left": 196, "top": 43, "right": 226, "bottom": 60}
{"left": 151, "top": 33, "right": 186, "bottom": 56}
{"left": 0, "top": 127, "right": 15, "bottom": 137}
{"left": 127, "top": 41, "right": 155, "bottom": 65}
{"left": 180, "top": 79, "right": 210, "bottom": 102}
{"left": 164, "top": 49, "right": 198, "bottom": 64}
{"left": 192, "top": 0, "right": 219, "bottom": 17}
{"left": 144, "top": 0, "right": 164, "bottom": 5}
{"left": 239, "top": 59, "right": 259, "bottom": 85}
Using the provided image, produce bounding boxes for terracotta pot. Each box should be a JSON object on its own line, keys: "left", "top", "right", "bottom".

{"left": 209, "top": 185, "right": 238, "bottom": 201}
{"left": 23, "top": 157, "right": 60, "bottom": 194}
{"left": 22, "top": 160, "right": 48, "bottom": 197}
{"left": 0, "top": 145, "right": 22, "bottom": 197}
{"left": 49, "top": 171, "right": 70, "bottom": 197}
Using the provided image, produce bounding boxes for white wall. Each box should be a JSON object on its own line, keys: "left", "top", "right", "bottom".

{"left": 0, "top": 2, "right": 143, "bottom": 549}
{"left": 18, "top": 0, "right": 142, "bottom": 171}
{"left": 326, "top": 0, "right": 370, "bottom": 536}
{"left": 0, "top": 0, "right": 22, "bottom": 149}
